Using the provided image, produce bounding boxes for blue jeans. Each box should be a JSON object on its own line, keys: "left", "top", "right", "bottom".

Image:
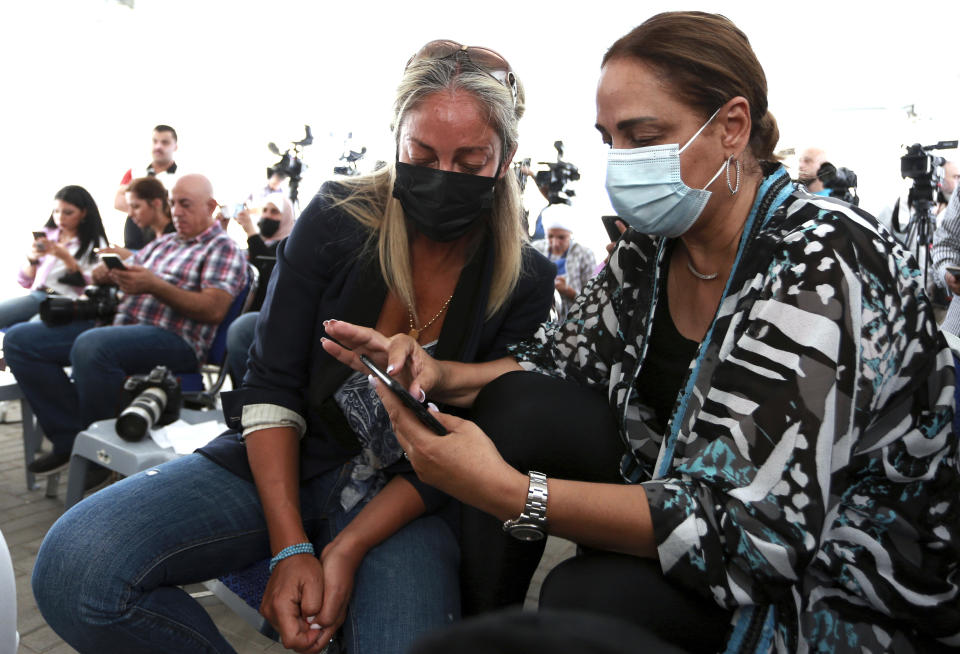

{"left": 0, "top": 289, "right": 47, "bottom": 328}
{"left": 3, "top": 322, "right": 197, "bottom": 454}
{"left": 225, "top": 311, "right": 258, "bottom": 387}
{"left": 33, "top": 455, "right": 460, "bottom": 653}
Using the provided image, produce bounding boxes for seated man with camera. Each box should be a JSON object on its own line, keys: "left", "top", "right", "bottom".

{"left": 4, "top": 174, "right": 247, "bottom": 489}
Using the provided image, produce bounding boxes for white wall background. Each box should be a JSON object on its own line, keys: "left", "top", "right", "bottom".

{"left": 1, "top": 0, "right": 958, "bottom": 297}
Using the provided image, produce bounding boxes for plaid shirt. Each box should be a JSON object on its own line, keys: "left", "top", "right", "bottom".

{"left": 530, "top": 238, "right": 597, "bottom": 318}
{"left": 113, "top": 223, "right": 247, "bottom": 362}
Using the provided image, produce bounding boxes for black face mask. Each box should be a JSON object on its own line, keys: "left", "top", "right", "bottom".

{"left": 258, "top": 218, "right": 281, "bottom": 238}
{"left": 392, "top": 161, "right": 496, "bottom": 242}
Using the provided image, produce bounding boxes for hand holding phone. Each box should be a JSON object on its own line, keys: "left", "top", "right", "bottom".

{"left": 360, "top": 354, "right": 448, "bottom": 435}
{"left": 601, "top": 215, "right": 626, "bottom": 242}
{"left": 100, "top": 253, "right": 128, "bottom": 270}
{"left": 32, "top": 231, "right": 47, "bottom": 252}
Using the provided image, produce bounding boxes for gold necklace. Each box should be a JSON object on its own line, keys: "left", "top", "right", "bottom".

{"left": 407, "top": 294, "right": 454, "bottom": 341}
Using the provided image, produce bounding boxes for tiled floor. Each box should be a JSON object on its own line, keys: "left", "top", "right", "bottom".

{"left": 0, "top": 399, "right": 574, "bottom": 653}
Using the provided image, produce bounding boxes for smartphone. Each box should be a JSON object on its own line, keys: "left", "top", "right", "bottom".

{"left": 100, "top": 253, "right": 127, "bottom": 270}
{"left": 32, "top": 231, "right": 47, "bottom": 252}
{"left": 359, "top": 354, "right": 448, "bottom": 435}
{"left": 601, "top": 215, "right": 626, "bottom": 242}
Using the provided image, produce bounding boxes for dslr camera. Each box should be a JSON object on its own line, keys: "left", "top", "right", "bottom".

{"left": 267, "top": 125, "right": 313, "bottom": 205}
{"left": 535, "top": 140, "right": 580, "bottom": 205}
{"left": 816, "top": 162, "right": 859, "bottom": 206}
{"left": 39, "top": 285, "right": 122, "bottom": 327}
{"left": 115, "top": 366, "right": 182, "bottom": 442}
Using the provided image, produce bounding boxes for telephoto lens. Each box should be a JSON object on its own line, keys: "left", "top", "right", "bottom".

{"left": 115, "top": 387, "right": 169, "bottom": 442}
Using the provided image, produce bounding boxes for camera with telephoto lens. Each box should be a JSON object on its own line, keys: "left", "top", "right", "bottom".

{"left": 816, "top": 162, "right": 859, "bottom": 206}
{"left": 115, "top": 366, "right": 182, "bottom": 442}
{"left": 266, "top": 124, "right": 313, "bottom": 206}
{"left": 39, "top": 284, "right": 122, "bottom": 326}
{"left": 535, "top": 140, "right": 580, "bottom": 205}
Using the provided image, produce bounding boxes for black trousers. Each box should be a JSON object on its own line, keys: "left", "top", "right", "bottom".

{"left": 461, "top": 370, "right": 731, "bottom": 653}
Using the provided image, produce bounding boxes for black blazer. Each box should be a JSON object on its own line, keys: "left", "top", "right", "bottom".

{"left": 202, "top": 184, "right": 555, "bottom": 511}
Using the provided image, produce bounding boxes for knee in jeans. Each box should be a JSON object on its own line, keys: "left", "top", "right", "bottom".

{"left": 69, "top": 329, "right": 111, "bottom": 370}
{"left": 2, "top": 322, "right": 32, "bottom": 360}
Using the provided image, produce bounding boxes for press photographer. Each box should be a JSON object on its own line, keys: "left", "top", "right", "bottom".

{"left": 3, "top": 174, "right": 247, "bottom": 492}
{"left": 895, "top": 140, "right": 957, "bottom": 300}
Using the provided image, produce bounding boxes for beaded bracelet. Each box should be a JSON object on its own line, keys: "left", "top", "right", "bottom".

{"left": 268, "top": 542, "right": 315, "bottom": 573}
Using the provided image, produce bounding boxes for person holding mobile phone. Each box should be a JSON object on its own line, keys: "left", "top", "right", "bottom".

{"left": 324, "top": 14, "right": 960, "bottom": 654}
{"left": 32, "top": 42, "right": 554, "bottom": 654}
{"left": 0, "top": 186, "right": 108, "bottom": 328}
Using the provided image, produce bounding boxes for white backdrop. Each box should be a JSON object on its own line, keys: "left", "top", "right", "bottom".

{"left": 1, "top": 0, "right": 958, "bottom": 296}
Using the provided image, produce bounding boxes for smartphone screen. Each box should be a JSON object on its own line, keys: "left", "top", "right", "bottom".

{"left": 100, "top": 253, "right": 127, "bottom": 270}
{"left": 359, "top": 354, "right": 448, "bottom": 435}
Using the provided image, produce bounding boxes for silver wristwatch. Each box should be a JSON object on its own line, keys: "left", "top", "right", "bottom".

{"left": 502, "top": 471, "right": 549, "bottom": 541}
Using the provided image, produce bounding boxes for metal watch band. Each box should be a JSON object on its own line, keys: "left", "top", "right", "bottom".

{"left": 503, "top": 470, "right": 549, "bottom": 541}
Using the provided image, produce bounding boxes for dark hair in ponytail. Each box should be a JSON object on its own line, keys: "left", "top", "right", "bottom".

{"left": 603, "top": 11, "right": 779, "bottom": 161}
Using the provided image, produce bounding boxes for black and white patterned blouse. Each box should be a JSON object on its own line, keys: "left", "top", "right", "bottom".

{"left": 511, "top": 164, "right": 960, "bottom": 653}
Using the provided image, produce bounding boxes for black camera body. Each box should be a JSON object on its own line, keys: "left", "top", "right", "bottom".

{"left": 115, "top": 366, "right": 182, "bottom": 442}
{"left": 817, "top": 162, "right": 859, "bottom": 206}
{"left": 333, "top": 140, "right": 367, "bottom": 177}
{"left": 39, "top": 284, "right": 122, "bottom": 327}
{"left": 535, "top": 140, "right": 581, "bottom": 205}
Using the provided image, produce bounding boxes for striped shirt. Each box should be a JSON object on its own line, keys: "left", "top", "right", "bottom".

{"left": 932, "top": 187, "right": 960, "bottom": 333}
{"left": 113, "top": 223, "right": 247, "bottom": 362}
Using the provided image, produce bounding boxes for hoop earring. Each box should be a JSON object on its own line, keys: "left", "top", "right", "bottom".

{"left": 725, "top": 155, "right": 741, "bottom": 195}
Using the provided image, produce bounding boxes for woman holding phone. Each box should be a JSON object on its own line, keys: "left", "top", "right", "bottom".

{"left": 33, "top": 41, "right": 554, "bottom": 653}
{"left": 0, "top": 185, "right": 108, "bottom": 328}
{"left": 324, "top": 13, "right": 960, "bottom": 653}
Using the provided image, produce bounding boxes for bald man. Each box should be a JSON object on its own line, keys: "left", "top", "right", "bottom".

{"left": 4, "top": 174, "right": 247, "bottom": 491}
{"left": 797, "top": 147, "right": 829, "bottom": 194}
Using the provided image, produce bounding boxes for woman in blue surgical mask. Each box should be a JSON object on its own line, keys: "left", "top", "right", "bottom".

{"left": 325, "top": 12, "right": 960, "bottom": 653}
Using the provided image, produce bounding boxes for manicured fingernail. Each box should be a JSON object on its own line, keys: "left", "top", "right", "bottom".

{"left": 386, "top": 364, "right": 395, "bottom": 374}
{"left": 306, "top": 615, "right": 315, "bottom": 623}
{"left": 310, "top": 623, "right": 322, "bottom": 630}
{"left": 418, "top": 389, "right": 426, "bottom": 402}
{"left": 367, "top": 374, "right": 377, "bottom": 388}
{"left": 427, "top": 402, "right": 438, "bottom": 412}
{"left": 323, "top": 320, "right": 330, "bottom": 326}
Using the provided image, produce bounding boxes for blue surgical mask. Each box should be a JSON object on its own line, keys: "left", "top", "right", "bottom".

{"left": 605, "top": 107, "right": 724, "bottom": 238}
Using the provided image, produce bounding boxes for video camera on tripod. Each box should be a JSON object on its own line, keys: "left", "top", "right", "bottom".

{"left": 892, "top": 140, "right": 958, "bottom": 291}
{"left": 535, "top": 141, "right": 580, "bottom": 205}
{"left": 267, "top": 125, "right": 313, "bottom": 206}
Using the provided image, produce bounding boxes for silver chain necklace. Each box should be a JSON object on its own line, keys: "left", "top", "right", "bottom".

{"left": 686, "top": 258, "right": 719, "bottom": 281}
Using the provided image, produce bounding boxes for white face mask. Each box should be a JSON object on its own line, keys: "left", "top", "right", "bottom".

{"left": 605, "top": 107, "right": 724, "bottom": 238}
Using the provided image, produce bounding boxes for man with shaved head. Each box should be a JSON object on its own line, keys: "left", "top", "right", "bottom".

{"left": 4, "top": 174, "right": 247, "bottom": 491}
{"left": 797, "top": 146, "right": 829, "bottom": 194}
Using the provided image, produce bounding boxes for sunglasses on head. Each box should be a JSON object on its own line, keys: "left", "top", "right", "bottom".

{"left": 406, "top": 39, "right": 518, "bottom": 108}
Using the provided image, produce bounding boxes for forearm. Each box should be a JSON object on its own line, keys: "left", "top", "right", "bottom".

{"left": 328, "top": 476, "right": 426, "bottom": 556}
{"left": 147, "top": 279, "right": 226, "bottom": 323}
{"left": 114, "top": 187, "right": 129, "bottom": 213}
{"left": 246, "top": 427, "right": 309, "bottom": 553}
{"left": 432, "top": 356, "right": 522, "bottom": 407}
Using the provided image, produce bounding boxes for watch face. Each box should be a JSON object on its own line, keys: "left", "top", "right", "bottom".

{"left": 507, "top": 524, "right": 545, "bottom": 542}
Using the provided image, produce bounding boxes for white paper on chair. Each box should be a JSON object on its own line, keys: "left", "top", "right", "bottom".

{"left": 150, "top": 419, "right": 226, "bottom": 454}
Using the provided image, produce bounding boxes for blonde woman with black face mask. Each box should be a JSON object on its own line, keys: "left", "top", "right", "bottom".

{"left": 31, "top": 41, "right": 554, "bottom": 654}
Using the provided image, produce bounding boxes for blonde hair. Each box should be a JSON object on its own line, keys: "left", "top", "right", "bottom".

{"left": 328, "top": 53, "right": 527, "bottom": 319}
